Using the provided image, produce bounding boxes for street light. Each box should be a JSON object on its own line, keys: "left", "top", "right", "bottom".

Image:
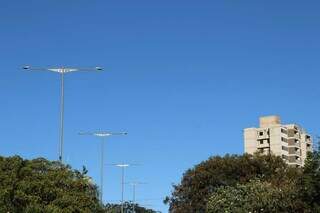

{"left": 79, "top": 131, "right": 127, "bottom": 204}
{"left": 126, "top": 181, "right": 147, "bottom": 213}
{"left": 112, "top": 163, "right": 139, "bottom": 213}
{"left": 23, "top": 65, "right": 102, "bottom": 163}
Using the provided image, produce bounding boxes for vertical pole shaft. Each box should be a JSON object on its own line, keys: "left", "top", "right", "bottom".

{"left": 121, "top": 167, "right": 124, "bottom": 213}
{"left": 59, "top": 72, "right": 65, "bottom": 163}
{"left": 133, "top": 184, "right": 136, "bottom": 213}
{"left": 100, "top": 138, "right": 105, "bottom": 204}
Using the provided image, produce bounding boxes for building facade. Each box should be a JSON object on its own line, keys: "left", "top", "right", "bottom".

{"left": 244, "top": 116, "right": 313, "bottom": 167}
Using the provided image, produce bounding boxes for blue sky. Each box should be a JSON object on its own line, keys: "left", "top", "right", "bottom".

{"left": 1, "top": 0, "right": 320, "bottom": 212}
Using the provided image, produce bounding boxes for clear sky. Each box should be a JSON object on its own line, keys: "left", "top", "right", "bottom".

{"left": 1, "top": 1, "right": 320, "bottom": 212}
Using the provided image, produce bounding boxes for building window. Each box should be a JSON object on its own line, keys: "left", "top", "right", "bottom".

{"left": 281, "top": 137, "right": 287, "bottom": 142}
{"left": 259, "top": 140, "right": 263, "bottom": 145}
{"left": 281, "top": 128, "right": 287, "bottom": 134}
{"left": 259, "top": 131, "right": 264, "bottom": 136}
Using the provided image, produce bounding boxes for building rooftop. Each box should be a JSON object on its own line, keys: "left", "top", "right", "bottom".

{"left": 259, "top": 115, "right": 281, "bottom": 128}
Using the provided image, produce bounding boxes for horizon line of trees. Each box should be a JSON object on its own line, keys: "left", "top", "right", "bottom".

{"left": 2, "top": 144, "right": 319, "bottom": 212}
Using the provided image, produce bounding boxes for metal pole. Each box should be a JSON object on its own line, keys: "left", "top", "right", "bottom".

{"left": 59, "top": 71, "right": 65, "bottom": 163}
{"left": 100, "top": 137, "right": 105, "bottom": 204}
{"left": 121, "top": 166, "right": 125, "bottom": 213}
{"left": 133, "top": 184, "right": 136, "bottom": 213}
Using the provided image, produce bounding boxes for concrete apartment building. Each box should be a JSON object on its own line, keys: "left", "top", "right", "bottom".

{"left": 244, "top": 115, "right": 313, "bottom": 167}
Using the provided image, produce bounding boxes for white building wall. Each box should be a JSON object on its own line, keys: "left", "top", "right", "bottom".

{"left": 244, "top": 116, "right": 312, "bottom": 167}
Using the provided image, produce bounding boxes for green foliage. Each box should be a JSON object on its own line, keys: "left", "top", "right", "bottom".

{"left": 207, "top": 148, "right": 320, "bottom": 213}
{"left": 207, "top": 179, "right": 303, "bottom": 213}
{"left": 104, "top": 202, "right": 157, "bottom": 213}
{"left": 0, "top": 155, "right": 104, "bottom": 212}
{"left": 164, "top": 154, "right": 299, "bottom": 213}
{"left": 300, "top": 148, "right": 320, "bottom": 211}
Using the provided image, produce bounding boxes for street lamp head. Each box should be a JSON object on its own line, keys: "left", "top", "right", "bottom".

{"left": 23, "top": 65, "right": 30, "bottom": 70}
{"left": 94, "top": 132, "right": 112, "bottom": 137}
{"left": 112, "top": 163, "right": 139, "bottom": 167}
{"left": 22, "top": 66, "right": 103, "bottom": 73}
{"left": 78, "top": 131, "right": 109, "bottom": 137}
{"left": 126, "top": 181, "right": 147, "bottom": 186}
{"left": 79, "top": 131, "right": 127, "bottom": 138}
{"left": 99, "top": 131, "right": 128, "bottom": 136}
{"left": 116, "top": 164, "right": 130, "bottom": 167}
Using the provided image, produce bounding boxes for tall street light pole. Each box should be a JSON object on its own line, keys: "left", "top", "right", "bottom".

{"left": 117, "top": 164, "right": 129, "bottom": 213}
{"left": 23, "top": 65, "right": 102, "bottom": 163}
{"left": 126, "top": 181, "right": 147, "bottom": 213}
{"left": 112, "top": 163, "right": 138, "bottom": 213}
{"left": 79, "top": 131, "right": 127, "bottom": 204}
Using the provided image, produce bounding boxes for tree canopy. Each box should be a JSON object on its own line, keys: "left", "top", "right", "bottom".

{"left": 207, "top": 149, "right": 320, "bottom": 213}
{"left": 207, "top": 179, "right": 303, "bottom": 213}
{"left": 164, "top": 154, "right": 299, "bottom": 213}
{"left": 300, "top": 149, "right": 320, "bottom": 211}
{"left": 0, "top": 155, "right": 159, "bottom": 213}
{"left": 0, "top": 155, "right": 103, "bottom": 212}
{"left": 165, "top": 149, "right": 320, "bottom": 213}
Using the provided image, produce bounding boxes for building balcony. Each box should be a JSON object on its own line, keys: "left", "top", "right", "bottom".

{"left": 288, "top": 151, "right": 301, "bottom": 156}
{"left": 288, "top": 161, "right": 302, "bottom": 166}
{"left": 287, "top": 144, "right": 300, "bottom": 149}
{"left": 288, "top": 155, "right": 302, "bottom": 165}
{"left": 306, "top": 143, "right": 313, "bottom": 152}
{"left": 288, "top": 139, "right": 300, "bottom": 147}
{"left": 306, "top": 138, "right": 312, "bottom": 143}
{"left": 257, "top": 143, "right": 270, "bottom": 149}
{"left": 288, "top": 134, "right": 300, "bottom": 140}
{"left": 288, "top": 146, "right": 300, "bottom": 155}
{"left": 305, "top": 134, "right": 312, "bottom": 142}
{"left": 257, "top": 135, "right": 269, "bottom": 140}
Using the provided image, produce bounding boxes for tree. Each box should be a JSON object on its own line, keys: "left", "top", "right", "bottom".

{"left": 300, "top": 145, "right": 320, "bottom": 211}
{"left": 207, "top": 147, "right": 320, "bottom": 213}
{"left": 207, "top": 179, "right": 304, "bottom": 213}
{"left": 164, "top": 154, "right": 299, "bottom": 213}
{"left": 0, "top": 155, "right": 104, "bottom": 213}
